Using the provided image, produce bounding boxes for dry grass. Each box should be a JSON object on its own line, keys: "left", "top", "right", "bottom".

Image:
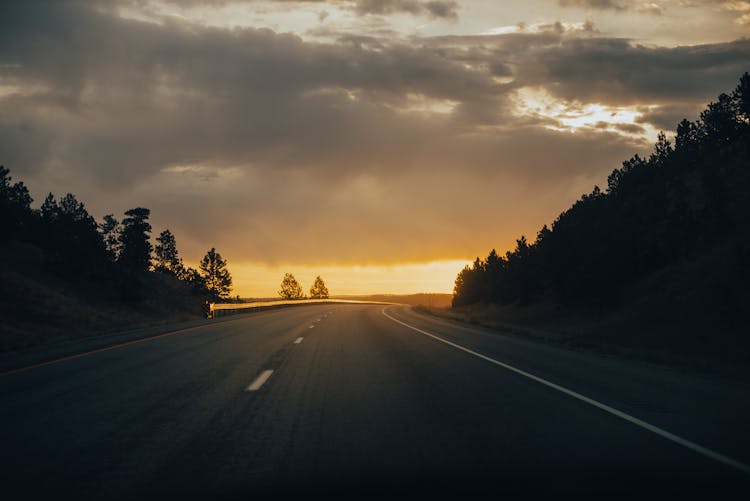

{"left": 0, "top": 242, "right": 204, "bottom": 352}
{"left": 418, "top": 244, "right": 750, "bottom": 379}
{"left": 419, "top": 302, "right": 749, "bottom": 378}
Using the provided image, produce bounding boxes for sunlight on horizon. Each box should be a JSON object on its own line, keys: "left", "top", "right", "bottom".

{"left": 219, "top": 260, "right": 470, "bottom": 298}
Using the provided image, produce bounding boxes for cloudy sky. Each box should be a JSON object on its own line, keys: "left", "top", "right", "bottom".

{"left": 1, "top": 0, "right": 749, "bottom": 296}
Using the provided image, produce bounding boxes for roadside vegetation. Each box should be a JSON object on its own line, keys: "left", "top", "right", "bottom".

{"left": 0, "top": 169, "right": 234, "bottom": 350}
{"left": 278, "top": 273, "right": 305, "bottom": 300}
{"left": 309, "top": 275, "right": 330, "bottom": 299}
{"left": 440, "top": 73, "right": 750, "bottom": 376}
{"left": 277, "top": 273, "right": 330, "bottom": 300}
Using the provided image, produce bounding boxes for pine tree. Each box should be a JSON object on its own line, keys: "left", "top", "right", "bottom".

{"left": 100, "top": 214, "right": 122, "bottom": 262}
{"left": 39, "top": 193, "right": 59, "bottom": 225}
{"left": 278, "top": 273, "right": 304, "bottom": 300}
{"left": 119, "top": 207, "right": 152, "bottom": 272}
{"left": 309, "top": 275, "right": 329, "bottom": 299}
{"left": 154, "top": 229, "right": 182, "bottom": 274}
{"left": 199, "top": 247, "right": 232, "bottom": 300}
{"left": 0, "top": 166, "right": 33, "bottom": 240}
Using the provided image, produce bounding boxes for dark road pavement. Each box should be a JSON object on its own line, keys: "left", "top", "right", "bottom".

{"left": 2, "top": 304, "right": 749, "bottom": 499}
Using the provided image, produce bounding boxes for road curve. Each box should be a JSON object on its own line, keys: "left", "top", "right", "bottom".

{"left": 1, "top": 304, "right": 748, "bottom": 499}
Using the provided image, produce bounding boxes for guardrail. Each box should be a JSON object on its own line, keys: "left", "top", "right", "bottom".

{"left": 208, "top": 299, "right": 395, "bottom": 318}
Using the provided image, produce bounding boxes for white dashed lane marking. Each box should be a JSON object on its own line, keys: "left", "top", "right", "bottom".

{"left": 245, "top": 370, "right": 274, "bottom": 392}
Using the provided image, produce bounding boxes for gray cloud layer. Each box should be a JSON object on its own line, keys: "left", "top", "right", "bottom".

{"left": 559, "top": 0, "right": 629, "bottom": 11}
{"left": 150, "top": 0, "right": 460, "bottom": 19}
{"left": 1, "top": 0, "right": 748, "bottom": 264}
{"left": 352, "top": 0, "right": 459, "bottom": 19}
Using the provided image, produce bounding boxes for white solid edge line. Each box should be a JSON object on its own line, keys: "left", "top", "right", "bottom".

{"left": 245, "top": 369, "right": 274, "bottom": 392}
{"left": 381, "top": 307, "right": 750, "bottom": 475}
{"left": 294, "top": 337, "right": 304, "bottom": 344}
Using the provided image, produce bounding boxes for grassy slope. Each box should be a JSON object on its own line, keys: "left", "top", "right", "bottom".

{"left": 420, "top": 242, "right": 750, "bottom": 377}
{"left": 0, "top": 241, "right": 204, "bottom": 351}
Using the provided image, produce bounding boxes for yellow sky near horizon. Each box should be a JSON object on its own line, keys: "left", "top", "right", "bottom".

{"left": 202, "top": 259, "right": 469, "bottom": 298}
{"left": 5, "top": 1, "right": 749, "bottom": 300}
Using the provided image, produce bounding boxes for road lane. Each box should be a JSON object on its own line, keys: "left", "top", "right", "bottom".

{"left": 383, "top": 307, "right": 749, "bottom": 473}
{"left": 1, "top": 304, "right": 335, "bottom": 499}
{"left": 386, "top": 305, "right": 750, "bottom": 469}
{"left": 1, "top": 304, "right": 747, "bottom": 498}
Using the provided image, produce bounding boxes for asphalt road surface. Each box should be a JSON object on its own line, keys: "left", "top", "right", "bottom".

{"left": 2, "top": 304, "right": 749, "bottom": 499}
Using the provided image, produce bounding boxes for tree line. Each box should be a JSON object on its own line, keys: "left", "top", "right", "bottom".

{"left": 453, "top": 73, "right": 750, "bottom": 309}
{"left": 278, "top": 273, "right": 330, "bottom": 300}
{"left": 0, "top": 171, "right": 233, "bottom": 302}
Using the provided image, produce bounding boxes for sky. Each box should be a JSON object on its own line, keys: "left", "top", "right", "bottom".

{"left": 1, "top": 0, "right": 749, "bottom": 296}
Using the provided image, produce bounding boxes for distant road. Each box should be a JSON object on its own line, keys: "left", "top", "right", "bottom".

{"left": 2, "top": 304, "right": 748, "bottom": 498}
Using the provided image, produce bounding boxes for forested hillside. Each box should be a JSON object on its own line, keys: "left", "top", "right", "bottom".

{"left": 453, "top": 73, "right": 750, "bottom": 311}
{"left": 0, "top": 168, "right": 233, "bottom": 350}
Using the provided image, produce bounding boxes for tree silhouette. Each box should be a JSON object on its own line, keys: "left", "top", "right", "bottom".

{"left": 199, "top": 247, "right": 232, "bottom": 300}
{"left": 99, "top": 214, "right": 122, "bottom": 262}
{"left": 452, "top": 72, "right": 750, "bottom": 310}
{"left": 154, "top": 229, "right": 183, "bottom": 275}
{"left": 35, "top": 192, "right": 106, "bottom": 276}
{"left": 178, "top": 265, "right": 207, "bottom": 292}
{"left": 451, "top": 265, "right": 473, "bottom": 307}
{"left": 0, "top": 164, "right": 219, "bottom": 311}
{"left": 100, "top": 215, "right": 122, "bottom": 262}
{"left": 309, "top": 275, "right": 330, "bottom": 299}
{"left": 119, "top": 208, "right": 152, "bottom": 272}
{"left": 279, "top": 273, "right": 304, "bottom": 300}
{"left": 0, "top": 165, "right": 33, "bottom": 241}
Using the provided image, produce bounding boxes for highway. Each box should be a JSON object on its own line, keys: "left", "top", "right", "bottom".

{"left": 1, "top": 304, "right": 748, "bottom": 499}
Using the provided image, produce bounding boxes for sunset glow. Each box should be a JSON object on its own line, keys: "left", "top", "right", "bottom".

{"left": 3, "top": 4, "right": 750, "bottom": 498}
{"left": 229, "top": 260, "right": 469, "bottom": 297}
{"left": 3, "top": 0, "right": 749, "bottom": 296}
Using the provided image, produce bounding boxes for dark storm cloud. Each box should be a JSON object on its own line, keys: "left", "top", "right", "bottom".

{"left": 1, "top": 0, "right": 748, "bottom": 263}
{"left": 518, "top": 37, "right": 750, "bottom": 104}
{"left": 438, "top": 33, "right": 750, "bottom": 106}
{"left": 559, "top": 0, "right": 664, "bottom": 15}
{"left": 353, "top": 0, "right": 459, "bottom": 19}
{"left": 0, "top": 1, "right": 486, "bottom": 183}
{"left": 150, "top": 0, "right": 460, "bottom": 19}
{"left": 558, "top": 0, "right": 630, "bottom": 11}
{"left": 423, "top": 1, "right": 459, "bottom": 19}
{"left": 635, "top": 103, "right": 706, "bottom": 131}
{"left": 593, "top": 121, "right": 647, "bottom": 134}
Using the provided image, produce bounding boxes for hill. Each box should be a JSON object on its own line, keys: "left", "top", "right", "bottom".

{"left": 442, "top": 73, "right": 750, "bottom": 376}
{"left": 0, "top": 241, "right": 205, "bottom": 351}
{"left": 0, "top": 165, "right": 224, "bottom": 351}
